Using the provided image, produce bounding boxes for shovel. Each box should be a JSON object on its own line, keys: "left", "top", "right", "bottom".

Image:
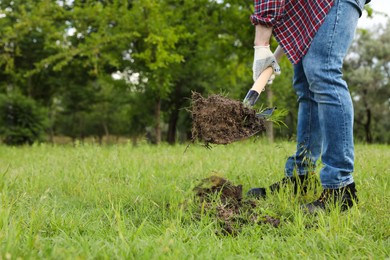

{"left": 243, "top": 46, "right": 284, "bottom": 112}
{"left": 191, "top": 46, "right": 284, "bottom": 145}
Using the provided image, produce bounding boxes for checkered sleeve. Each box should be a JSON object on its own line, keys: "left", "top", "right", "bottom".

{"left": 250, "top": 0, "right": 285, "bottom": 27}
{"left": 250, "top": 0, "right": 334, "bottom": 64}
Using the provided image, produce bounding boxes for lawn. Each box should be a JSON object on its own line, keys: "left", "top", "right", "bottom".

{"left": 0, "top": 140, "right": 389, "bottom": 259}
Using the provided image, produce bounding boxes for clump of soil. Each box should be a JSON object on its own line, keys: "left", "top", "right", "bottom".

{"left": 193, "top": 175, "right": 243, "bottom": 204}
{"left": 193, "top": 175, "right": 280, "bottom": 235}
{"left": 191, "top": 92, "right": 266, "bottom": 145}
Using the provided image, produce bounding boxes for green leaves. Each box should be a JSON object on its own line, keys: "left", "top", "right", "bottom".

{"left": 0, "top": 92, "right": 48, "bottom": 145}
{"left": 344, "top": 23, "right": 390, "bottom": 143}
{"left": 0, "top": 0, "right": 388, "bottom": 144}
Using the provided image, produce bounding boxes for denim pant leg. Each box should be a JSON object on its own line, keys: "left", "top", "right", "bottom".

{"left": 284, "top": 61, "right": 322, "bottom": 177}
{"left": 300, "top": 0, "right": 364, "bottom": 188}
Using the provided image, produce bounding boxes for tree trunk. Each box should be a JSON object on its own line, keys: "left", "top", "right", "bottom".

{"left": 167, "top": 108, "right": 179, "bottom": 144}
{"left": 131, "top": 136, "right": 138, "bottom": 147}
{"left": 155, "top": 97, "right": 161, "bottom": 144}
{"left": 167, "top": 82, "right": 184, "bottom": 145}
{"left": 48, "top": 108, "right": 55, "bottom": 144}
{"left": 364, "top": 107, "right": 372, "bottom": 143}
{"left": 102, "top": 120, "right": 110, "bottom": 144}
{"left": 266, "top": 86, "right": 274, "bottom": 142}
{"left": 363, "top": 92, "right": 372, "bottom": 143}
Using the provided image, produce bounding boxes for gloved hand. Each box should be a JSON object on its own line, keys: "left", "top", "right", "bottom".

{"left": 252, "top": 45, "right": 281, "bottom": 84}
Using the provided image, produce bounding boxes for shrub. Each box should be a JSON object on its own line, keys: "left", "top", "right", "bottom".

{"left": 0, "top": 93, "right": 48, "bottom": 145}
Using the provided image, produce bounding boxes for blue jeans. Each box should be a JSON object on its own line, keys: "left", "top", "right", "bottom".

{"left": 284, "top": 0, "right": 365, "bottom": 189}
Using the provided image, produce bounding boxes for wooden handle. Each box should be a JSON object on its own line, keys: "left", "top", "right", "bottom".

{"left": 251, "top": 66, "right": 274, "bottom": 94}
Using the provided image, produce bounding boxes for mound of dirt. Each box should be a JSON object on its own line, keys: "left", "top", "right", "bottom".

{"left": 191, "top": 92, "right": 265, "bottom": 145}
{"left": 193, "top": 176, "right": 280, "bottom": 235}
{"left": 193, "top": 175, "right": 243, "bottom": 204}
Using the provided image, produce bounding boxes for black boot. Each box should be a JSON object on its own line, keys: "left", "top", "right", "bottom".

{"left": 247, "top": 174, "right": 318, "bottom": 199}
{"left": 302, "top": 182, "right": 358, "bottom": 213}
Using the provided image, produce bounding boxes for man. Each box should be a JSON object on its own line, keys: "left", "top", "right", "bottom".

{"left": 244, "top": 0, "right": 371, "bottom": 213}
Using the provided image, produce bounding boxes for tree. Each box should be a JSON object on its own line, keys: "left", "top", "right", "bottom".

{"left": 22, "top": 0, "right": 140, "bottom": 141}
{"left": 128, "top": 0, "right": 187, "bottom": 144}
{"left": 2, "top": 0, "right": 386, "bottom": 145}
{"left": 344, "top": 21, "right": 390, "bottom": 143}
{"left": 0, "top": 92, "right": 48, "bottom": 145}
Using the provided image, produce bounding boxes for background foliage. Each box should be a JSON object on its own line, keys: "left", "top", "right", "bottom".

{"left": 0, "top": 92, "right": 48, "bottom": 145}
{"left": 0, "top": 0, "right": 388, "bottom": 145}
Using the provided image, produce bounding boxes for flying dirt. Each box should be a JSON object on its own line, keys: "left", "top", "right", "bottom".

{"left": 191, "top": 92, "right": 266, "bottom": 145}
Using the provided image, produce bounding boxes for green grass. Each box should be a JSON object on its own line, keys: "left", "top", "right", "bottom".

{"left": 0, "top": 140, "right": 389, "bottom": 259}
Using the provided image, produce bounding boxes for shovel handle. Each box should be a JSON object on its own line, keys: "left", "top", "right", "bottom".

{"left": 250, "top": 46, "right": 284, "bottom": 94}
{"left": 250, "top": 66, "right": 274, "bottom": 94}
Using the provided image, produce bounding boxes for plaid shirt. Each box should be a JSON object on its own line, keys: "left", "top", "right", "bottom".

{"left": 251, "top": 0, "right": 334, "bottom": 64}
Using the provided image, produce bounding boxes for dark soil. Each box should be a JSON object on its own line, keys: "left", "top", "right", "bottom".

{"left": 191, "top": 92, "right": 266, "bottom": 145}
{"left": 193, "top": 175, "right": 280, "bottom": 235}
{"left": 193, "top": 175, "right": 243, "bottom": 204}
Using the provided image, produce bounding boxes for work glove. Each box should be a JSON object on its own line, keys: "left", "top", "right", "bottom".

{"left": 244, "top": 46, "right": 281, "bottom": 107}
{"left": 252, "top": 45, "right": 281, "bottom": 84}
